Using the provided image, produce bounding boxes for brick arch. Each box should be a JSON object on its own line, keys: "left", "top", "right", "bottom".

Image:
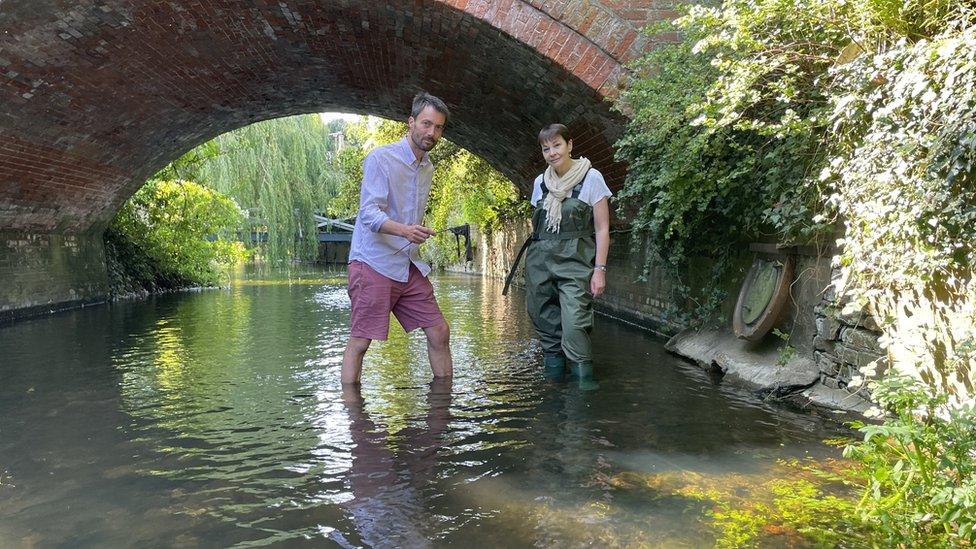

{"left": 0, "top": 0, "right": 673, "bottom": 233}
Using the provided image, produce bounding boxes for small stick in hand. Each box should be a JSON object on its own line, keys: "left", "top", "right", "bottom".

{"left": 393, "top": 226, "right": 449, "bottom": 255}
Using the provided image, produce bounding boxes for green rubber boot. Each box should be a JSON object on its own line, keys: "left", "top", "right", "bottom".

{"left": 568, "top": 361, "right": 599, "bottom": 391}
{"left": 543, "top": 354, "right": 566, "bottom": 380}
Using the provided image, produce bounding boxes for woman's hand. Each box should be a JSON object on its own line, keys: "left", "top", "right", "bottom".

{"left": 590, "top": 268, "right": 606, "bottom": 297}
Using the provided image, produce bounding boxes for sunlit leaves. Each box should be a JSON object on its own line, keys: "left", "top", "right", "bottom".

{"left": 198, "top": 115, "right": 345, "bottom": 263}
{"left": 109, "top": 180, "right": 246, "bottom": 288}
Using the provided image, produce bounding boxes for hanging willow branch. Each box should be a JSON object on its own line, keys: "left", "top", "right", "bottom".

{"left": 198, "top": 114, "right": 345, "bottom": 263}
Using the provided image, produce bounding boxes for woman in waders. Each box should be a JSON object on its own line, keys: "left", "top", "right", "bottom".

{"left": 526, "top": 124, "right": 611, "bottom": 390}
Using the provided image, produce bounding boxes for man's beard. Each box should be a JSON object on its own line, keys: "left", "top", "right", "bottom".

{"left": 412, "top": 132, "right": 436, "bottom": 151}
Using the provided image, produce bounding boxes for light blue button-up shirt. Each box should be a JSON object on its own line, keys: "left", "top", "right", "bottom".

{"left": 348, "top": 137, "right": 434, "bottom": 283}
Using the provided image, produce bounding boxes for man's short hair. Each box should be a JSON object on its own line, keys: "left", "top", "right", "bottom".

{"left": 538, "top": 123, "right": 571, "bottom": 144}
{"left": 411, "top": 92, "right": 450, "bottom": 121}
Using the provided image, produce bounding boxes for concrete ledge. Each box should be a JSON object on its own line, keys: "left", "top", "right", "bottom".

{"left": 665, "top": 327, "right": 821, "bottom": 398}
{"left": 797, "top": 384, "right": 871, "bottom": 414}
{"left": 0, "top": 297, "right": 108, "bottom": 325}
{"left": 595, "top": 300, "right": 680, "bottom": 339}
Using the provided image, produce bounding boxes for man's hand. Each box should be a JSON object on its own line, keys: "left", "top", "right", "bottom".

{"left": 400, "top": 224, "right": 436, "bottom": 244}
{"left": 379, "top": 220, "right": 436, "bottom": 244}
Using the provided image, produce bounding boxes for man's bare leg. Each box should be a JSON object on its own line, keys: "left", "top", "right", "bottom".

{"left": 423, "top": 321, "right": 453, "bottom": 378}
{"left": 342, "top": 337, "right": 372, "bottom": 385}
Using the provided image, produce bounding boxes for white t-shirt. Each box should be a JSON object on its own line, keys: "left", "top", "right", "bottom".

{"left": 530, "top": 168, "right": 612, "bottom": 208}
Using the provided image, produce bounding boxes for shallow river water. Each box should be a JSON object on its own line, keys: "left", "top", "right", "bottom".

{"left": 0, "top": 267, "right": 847, "bottom": 547}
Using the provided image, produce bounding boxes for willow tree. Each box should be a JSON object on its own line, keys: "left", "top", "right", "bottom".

{"left": 199, "top": 114, "right": 345, "bottom": 262}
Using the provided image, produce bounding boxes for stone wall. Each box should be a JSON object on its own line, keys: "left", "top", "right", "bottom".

{"left": 0, "top": 229, "right": 109, "bottom": 322}
{"left": 474, "top": 222, "right": 883, "bottom": 409}
{"left": 813, "top": 272, "right": 884, "bottom": 399}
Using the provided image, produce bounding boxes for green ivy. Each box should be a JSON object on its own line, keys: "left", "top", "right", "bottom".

{"left": 824, "top": 25, "right": 976, "bottom": 400}
{"left": 614, "top": 1, "right": 844, "bottom": 323}
{"left": 615, "top": 1, "right": 976, "bottom": 544}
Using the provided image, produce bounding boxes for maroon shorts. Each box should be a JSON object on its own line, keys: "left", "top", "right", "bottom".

{"left": 347, "top": 260, "right": 446, "bottom": 341}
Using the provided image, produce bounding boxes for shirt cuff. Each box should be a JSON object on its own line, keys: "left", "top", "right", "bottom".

{"left": 367, "top": 212, "right": 390, "bottom": 233}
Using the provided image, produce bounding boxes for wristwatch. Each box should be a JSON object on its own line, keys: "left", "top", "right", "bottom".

{"left": 594, "top": 263, "right": 607, "bottom": 272}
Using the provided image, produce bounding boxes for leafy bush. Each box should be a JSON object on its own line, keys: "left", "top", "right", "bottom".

{"left": 845, "top": 375, "right": 976, "bottom": 546}
{"left": 684, "top": 375, "right": 976, "bottom": 547}
{"left": 613, "top": 0, "right": 846, "bottom": 322}
{"left": 107, "top": 179, "right": 246, "bottom": 290}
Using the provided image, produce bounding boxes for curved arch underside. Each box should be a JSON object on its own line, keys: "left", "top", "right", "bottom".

{"left": 0, "top": 0, "right": 669, "bottom": 232}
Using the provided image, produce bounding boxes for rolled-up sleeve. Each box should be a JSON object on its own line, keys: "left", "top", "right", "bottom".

{"left": 357, "top": 152, "right": 390, "bottom": 232}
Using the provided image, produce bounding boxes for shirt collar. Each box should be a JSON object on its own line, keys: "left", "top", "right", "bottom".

{"left": 400, "top": 137, "right": 431, "bottom": 168}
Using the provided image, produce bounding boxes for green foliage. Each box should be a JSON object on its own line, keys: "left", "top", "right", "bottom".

{"left": 154, "top": 139, "right": 220, "bottom": 183}
{"left": 326, "top": 146, "right": 367, "bottom": 220}
{"left": 326, "top": 117, "right": 403, "bottom": 220}
{"left": 845, "top": 375, "right": 976, "bottom": 547}
{"left": 828, "top": 26, "right": 976, "bottom": 293}
{"left": 614, "top": 0, "right": 846, "bottom": 322}
{"left": 855, "top": 0, "right": 971, "bottom": 40}
{"left": 197, "top": 114, "right": 343, "bottom": 262}
{"left": 771, "top": 328, "right": 796, "bottom": 367}
{"left": 616, "top": 0, "right": 849, "bottom": 256}
{"left": 688, "top": 409, "right": 976, "bottom": 549}
{"left": 107, "top": 180, "right": 246, "bottom": 290}
{"left": 618, "top": 5, "right": 976, "bottom": 544}
{"left": 618, "top": 0, "right": 976, "bottom": 384}
{"left": 424, "top": 140, "right": 528, "bottom": 267}
{"left": 824, "top": 25, "right": 976, "bottom": 400}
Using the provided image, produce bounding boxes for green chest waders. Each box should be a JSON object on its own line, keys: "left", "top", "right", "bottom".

{"left": 515, "top": 177, "right": 599, "bottom": 389}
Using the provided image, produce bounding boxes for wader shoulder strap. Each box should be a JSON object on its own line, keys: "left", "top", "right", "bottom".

{"left": 502, "top": 233, "right": 535, "bottom": 296}
{"left": 503, "top": 169, "right": 591, "bottom": 295}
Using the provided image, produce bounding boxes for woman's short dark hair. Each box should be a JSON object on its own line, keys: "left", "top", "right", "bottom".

{"left": 538, "top": 123, "right": 571, "bottom": 144}
{"left": 411, "top": 92, "right": 450, "bottom": 121}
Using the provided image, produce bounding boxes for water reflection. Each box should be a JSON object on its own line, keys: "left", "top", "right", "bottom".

{"left": 0, "top": 266, "right": 850, "bottom": 547}
{"left": 340, "top": 380, "right": 452, "bottom": 548}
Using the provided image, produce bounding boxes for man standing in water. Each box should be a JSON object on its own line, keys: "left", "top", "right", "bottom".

{"left": 341, "top": 92, "right": 453, "bottom": 385}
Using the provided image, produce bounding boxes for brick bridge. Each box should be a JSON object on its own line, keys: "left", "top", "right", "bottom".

{"left": 0, "top": 0, "right": 675, "bottom": 317}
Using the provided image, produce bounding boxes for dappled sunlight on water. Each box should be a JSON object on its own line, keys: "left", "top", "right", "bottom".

{"left": 0, "top": 266, "right": 851, "bottom": 547}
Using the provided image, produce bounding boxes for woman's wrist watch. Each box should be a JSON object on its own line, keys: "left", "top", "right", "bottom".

{"left": 594, "top": 263, "right": 608, "bottom": 272}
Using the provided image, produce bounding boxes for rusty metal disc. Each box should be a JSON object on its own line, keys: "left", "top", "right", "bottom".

{"left": 733, "top": 255, "right": 794, "bottom": 341}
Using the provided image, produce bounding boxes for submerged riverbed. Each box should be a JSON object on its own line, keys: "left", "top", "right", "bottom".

{"left": 0, "top": 267, "right": 849, "bottom": 547}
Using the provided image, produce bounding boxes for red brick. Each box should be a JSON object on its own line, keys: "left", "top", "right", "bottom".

{"left": 0, "top": 0, "right": 660, "bottom": 233}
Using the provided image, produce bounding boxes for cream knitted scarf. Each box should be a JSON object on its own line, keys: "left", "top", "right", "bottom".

{"left": 542, "top": 157, "right": 591, "bottom": 233}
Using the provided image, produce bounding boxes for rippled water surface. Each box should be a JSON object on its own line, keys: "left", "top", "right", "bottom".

{"left": 0, "top": 267, "right": 847, "bottom": 547}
